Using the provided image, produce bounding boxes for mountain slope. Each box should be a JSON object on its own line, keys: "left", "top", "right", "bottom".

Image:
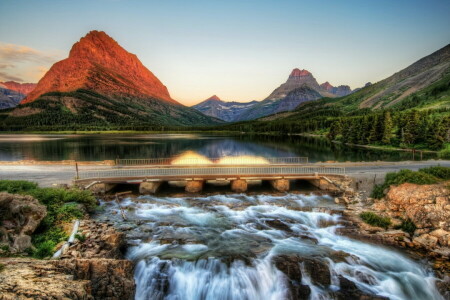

{"left": 192, "top": 95, "right": 259, "bottom": 122}
{"left": 236, "top": 85, "right": 322, "bottom": 121}
{"left": 4, "top": 30, "right": 220, "bottom": 129}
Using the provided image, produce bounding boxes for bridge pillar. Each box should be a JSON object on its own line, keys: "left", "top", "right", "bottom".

{"left": 185, "top": 180, "right": 204, "bottom": 193}
{"left": 139, "top": 181, "right": 163, "bottom": 194}
{"left": 270, "top": 179, "right": 290, "bottom": 192}
{"left": 89, "top": 183, "right": 116, "bottom": 194}
{"left": 231, "top": 179, "right": 247, "bottom": 193}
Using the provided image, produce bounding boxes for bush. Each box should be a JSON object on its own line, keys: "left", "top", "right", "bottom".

{"left": 371, "top": 169, "right": 440, "bottom": 198}
{"left": 360, "top": 212, "right": 391, "bottom": 229}
{"left": 438, "top": 144, "right": 450, "bottom": 159}
{"left": 419, "top": 166, "right": 450, "bottom": 180}
{"left": 395, "top": 219, "right": 417, "bottom": 236}
{"left": 75, "top": 233, "right": 86, "bottom": 242}
{"left": 55, "top": 203, "right": 84, "bottom": 222}
{"left": 32, "top": 240, "right": 57, "bottom": 259}
{"left": 32, "top": 227, "right": 67, "bottom": 258}
{"left": 0, "top": 180, "right": 37, "bottom": 193}
{"left": 0, "top": 263, "right": 4, "bottom": 272}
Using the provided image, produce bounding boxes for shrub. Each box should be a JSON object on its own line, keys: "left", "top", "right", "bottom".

{"left": 419, "top": 166, "right": 450, "bottom": 180}
{"left": 0, "top": 263, "right": 4, "bottom": 272}
{"left": 360, "top": 212, "right": 391, "bottom": 229}
{"left": 32, "top": 240, "right": 56, "bottom": 259}
{"left": 371, "top": 169, "right": 440, "bottom": 198}
{"left": 75, "top": 233, "right": 86, "bottom": 242}
{"left": 395, "top": 219, "right": 417, "bottom": 236}
{"left": 55, "top": 203, "right": 84, "bottom": 222}
{"left": 438, "top": 144, "right": 450, "bottom": 159}
{"left": 0, "top": 180, "right": 37, "bottom": 193}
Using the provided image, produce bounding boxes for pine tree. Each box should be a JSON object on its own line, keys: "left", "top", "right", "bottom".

{"left": 381, "top": 111, "right": 393, "bottom": 144}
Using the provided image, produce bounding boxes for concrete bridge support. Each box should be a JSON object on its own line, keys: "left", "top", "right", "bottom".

{"left": 270, "top": 179, "right": 290, "bottom": 192}
{"left": 89, "top": 183, "right": 116, "bottom": 194}
{"left": 231, "top": 179, "right": 248, "bottom": 193}
{"left": 139, "top": 181, "right": 163, "bottom": 194}
{"left": 185, "top": 180, "right": 204, "bottom": 193}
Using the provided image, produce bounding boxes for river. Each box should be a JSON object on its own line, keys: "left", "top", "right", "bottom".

{"left": 0, "top": 134, "right": 436, "bottom": 162}
{"left": 95, "top": 193, "right": 444, "bottom": 300}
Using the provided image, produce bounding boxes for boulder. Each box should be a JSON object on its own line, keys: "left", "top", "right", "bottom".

{"left": 0, "top": 192, "right": 47, "bottom": 252}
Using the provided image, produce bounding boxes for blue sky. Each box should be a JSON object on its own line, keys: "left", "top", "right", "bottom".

{"left": 0, "top": 0, "right": 449, "bottom": 105}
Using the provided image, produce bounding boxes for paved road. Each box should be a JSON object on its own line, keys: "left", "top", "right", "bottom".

{"left": 1, "top": 160, "right": 448, "bottom": 188}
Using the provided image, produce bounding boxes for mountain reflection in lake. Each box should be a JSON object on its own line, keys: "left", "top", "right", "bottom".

{"left": 0, "top": 133, "right": 436, "bottom": 162}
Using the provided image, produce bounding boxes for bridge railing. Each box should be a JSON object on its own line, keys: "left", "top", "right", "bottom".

{"left": 115, "top": 156, "right": 309, "bottom": 166}
{"left": 77, "top": 165, "right": 344, "bottom": 180}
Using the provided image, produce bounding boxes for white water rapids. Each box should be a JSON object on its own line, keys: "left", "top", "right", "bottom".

{"left": 98, "top": 193, "right": 444, "bottom": 300}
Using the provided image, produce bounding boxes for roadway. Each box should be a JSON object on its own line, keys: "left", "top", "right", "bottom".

{"left": 0, "top": 160, "right": 448, "bottom": 188}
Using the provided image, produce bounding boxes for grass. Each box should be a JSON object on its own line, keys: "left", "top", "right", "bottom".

{"left": 360, "top": 212, "right": 391, "bottom": 229}
{"left": 0, "top": 180, "right": 96, "bottom": 259}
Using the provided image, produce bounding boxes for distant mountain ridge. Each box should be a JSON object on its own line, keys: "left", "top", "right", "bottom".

{"left": 0, "top": 86, "right": 26, "bottom": 109}
{"left": 1, "top": 81, "right": 36, "bottom": 95}
{"left": 3, "top": 30, "right": 220, "bottom": 130}
{"left": 192, "top": 69, "right": 355, "bottom": 122}
{"left": 192, "top": 95, "right": 258, "bottom": 122}
{"left": 233, "top": 68, "right": 354, "bottom": 121}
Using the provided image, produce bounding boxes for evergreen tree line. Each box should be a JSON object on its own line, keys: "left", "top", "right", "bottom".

{"left": 327, "top": 109, "right": 450, "bottom": 150}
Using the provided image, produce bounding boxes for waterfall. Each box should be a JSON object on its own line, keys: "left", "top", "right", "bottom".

{"left": 98, "top": 193, "right": 444, "bottom": 300}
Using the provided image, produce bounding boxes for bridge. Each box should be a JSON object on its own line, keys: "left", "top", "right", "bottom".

{"left": 74, "top": 157, "right": 346, "bottom": 194}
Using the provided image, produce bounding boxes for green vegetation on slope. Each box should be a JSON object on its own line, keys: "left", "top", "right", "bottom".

{"left": 371, "top": 166, "right": 450, "bottom": 199}
{"left": 359, "top": 212, "right": 391, "bottom": 229}
{"left": 0, "top": 180, "right": 96, "bottom": 258}
{"left": 1, "top": 89, "right": 221, "bottom": 131}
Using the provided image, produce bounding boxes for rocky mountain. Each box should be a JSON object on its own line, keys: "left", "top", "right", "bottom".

{"left": 236, "top": 85, "right": 322, "bottom": 121}
{"left": 266, "top": 69, "right": 329, "bottom": 101}
{"left": 5, "top": 30, "right": 219, "bottom": 129}
{"left": 235, "top": 68, "right": 352, "bottom": 121}
{"left": 319, "top": 81, "right": 352, "bottom": 97}
{"left": 0, "top": 85, "right": 26, "bottom": 109}
{"left": 192, "top": 95, "right": 259, "bottom": 122}
{"left": 1, "top": 81, "right": 36, "bottom": 95}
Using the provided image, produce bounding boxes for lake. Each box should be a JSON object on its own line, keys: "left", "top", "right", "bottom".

{"left": 0, "top": 133, "right": 436, "bottom": 162}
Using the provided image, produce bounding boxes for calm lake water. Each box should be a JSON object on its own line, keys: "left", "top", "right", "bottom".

{"left": 0, "top": 133, "right": 436, "bottom": 162}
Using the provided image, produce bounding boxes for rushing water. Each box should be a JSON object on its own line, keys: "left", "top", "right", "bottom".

{"left": 96, "top": 193, "right": 444, "bottom": 300}
{"left": 0, "top": 133, "right": 436, "bottom": 162}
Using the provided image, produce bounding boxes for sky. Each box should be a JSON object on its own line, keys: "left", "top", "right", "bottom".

{"left": 0, "top": 0, "right": 449, "bottom": 105}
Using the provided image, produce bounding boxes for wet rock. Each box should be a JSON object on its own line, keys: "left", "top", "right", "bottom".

{"left": 334, "top": 276, "right": 388, "bottom": 300}
{"left": 0, "top": 192, "right": 47, "bottom": 253}
{"left": 265, "top": 219, "right": 293, "bottom": 232}
{"left": 272, "top": 255, "right": 311, "bottom": 299}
